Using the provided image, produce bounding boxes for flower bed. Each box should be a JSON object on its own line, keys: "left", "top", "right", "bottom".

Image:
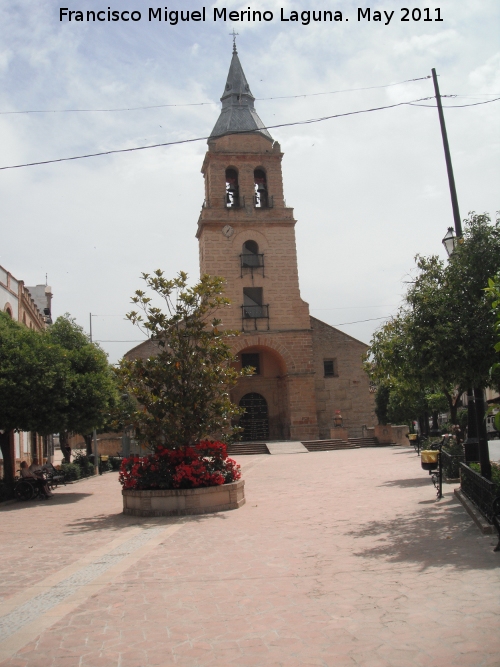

{"left": 120, "top": 441, "right": 245, "bottom": 516}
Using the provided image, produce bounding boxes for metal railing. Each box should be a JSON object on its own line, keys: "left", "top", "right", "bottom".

{"left": 459, "top": 462, "right": 496, "bottom": 522}
{"left": 241, "top": 304, "right": 270, "bottom": 330}
{"left": 441, "top": 449, "right": 464, "bottom": 480}
{"left": 240, "top": 253, "right": 265, "bottom": 277}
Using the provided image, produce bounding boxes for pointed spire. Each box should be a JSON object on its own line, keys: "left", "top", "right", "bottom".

{"left": 210, "top": 48, "right": 272, "bottom": 141}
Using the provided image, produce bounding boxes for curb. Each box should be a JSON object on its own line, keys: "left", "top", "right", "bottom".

{"left": 454, "top": 488, "right": 494, "bottom": 534}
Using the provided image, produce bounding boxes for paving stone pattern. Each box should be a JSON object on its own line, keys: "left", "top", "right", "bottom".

{"left": 1, "top": 448, "right": 499, "bottom": 666}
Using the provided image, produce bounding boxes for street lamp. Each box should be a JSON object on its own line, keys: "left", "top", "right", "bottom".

{"left": 442, "top": 227, "right": 456, "bottom": 257}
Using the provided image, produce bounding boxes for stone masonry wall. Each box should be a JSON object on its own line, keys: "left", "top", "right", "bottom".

{"left": 311, "top": 317, "right": 376, "bottom": 439}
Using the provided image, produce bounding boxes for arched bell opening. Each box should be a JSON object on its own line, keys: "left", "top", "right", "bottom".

{"left": 241, "top": 239, "right": 264, "bottom": 271}
{"left": 225, "top": 167, "right": 240, "bottom": 208}
{"left": 254, "top": 168, "right": 268, "bottom": 208}
{"left": 239, "top": 393, "right": 269, "bottom": 441}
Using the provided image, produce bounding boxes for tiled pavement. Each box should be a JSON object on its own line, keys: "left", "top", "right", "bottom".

{"left": 0, "top": 447, "right": 499, "bottom": 667}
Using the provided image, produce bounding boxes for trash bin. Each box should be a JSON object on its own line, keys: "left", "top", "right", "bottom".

{"left": 421, "top": 450, "right": 439, "bottom": 471}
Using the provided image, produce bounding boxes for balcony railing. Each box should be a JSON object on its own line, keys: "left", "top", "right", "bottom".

{"left": 240, "top": 254, "right": 265, "bottom": 277}
{"left": 241, "top": 304, "right": 270, "bottom": 330}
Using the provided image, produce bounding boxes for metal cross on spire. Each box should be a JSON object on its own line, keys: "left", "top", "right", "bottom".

{"left": 230, "top": 29, "right": 239, "bottom": 54}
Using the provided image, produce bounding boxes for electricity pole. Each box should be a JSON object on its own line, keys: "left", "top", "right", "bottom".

{"left": 431, "top": 68, "right": 491, "bottom": 479}
{"left": 431, "top": 68, "right": 462, "bottom": 238}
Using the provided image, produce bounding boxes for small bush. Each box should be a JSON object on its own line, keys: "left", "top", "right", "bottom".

{"left": 73, "top": 450, "right": 95, "bottom": 477}
{"left": 108, "top": 456, "right": 122, "bottom": 471}
{"left": 100, "top": 459, "right": 112, "bottom": 472}
{"left": 60, "top": 463, "right": 81, "bottom": 481}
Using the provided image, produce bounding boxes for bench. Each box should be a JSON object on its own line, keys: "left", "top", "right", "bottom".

{"left": 43, "top": 463, "right": 66, "bottom": 488}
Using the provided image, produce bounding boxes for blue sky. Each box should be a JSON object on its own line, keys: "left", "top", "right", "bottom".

{"left": 1, "top": 0, "right": 499, "bottom": 361}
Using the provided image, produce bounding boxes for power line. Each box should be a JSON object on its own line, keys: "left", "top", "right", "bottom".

{"left": 0, "top": 95, "right": 437, "bottom": 171}
{"left": 2, "top": 94, "right": 498, "bottom": 172}
{"left": 95, "top": 340, "right": 148, "bottom": 343}
{"left": 331, "top": 316, "right": 391, "bottom": 326}
{"left": 310, "top": 305, "right": 397, "bottom": 310}
{"left": 0, "top": 75, "right": 431, "bottom": 115}
{"left": 409, "top": 97, "right": 500, "bottom": 108}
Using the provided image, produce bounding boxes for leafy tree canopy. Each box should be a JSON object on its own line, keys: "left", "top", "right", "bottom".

{"left": 367, "top": 212, "right": 500, "bottom": 424}
{"left": 117, "top": 271, "right": 251, "bottom": 450}
{"left": 0, "top": 313, "right": 118, "bottom": 437}
{"left": 48, "top": 315, "right": 119, "bottom": 436}
{"left": 0, "top": 312, "right": 69, "bottom": 435}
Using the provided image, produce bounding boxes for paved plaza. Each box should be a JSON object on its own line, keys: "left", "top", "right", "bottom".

{"left": 0, "top": 446, "right": 499, "bottom": 667}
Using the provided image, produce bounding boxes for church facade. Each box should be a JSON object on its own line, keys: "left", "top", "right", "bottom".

{"left": 197, "top": 47, "right": 375, "bottom": 441}
{"left": 127, "top": 47, "right": 376, "bottom": 441}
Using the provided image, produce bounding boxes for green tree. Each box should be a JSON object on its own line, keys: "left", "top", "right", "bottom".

{"left": 0, "top": 313, "right": 69, "bottom": 481}
{"left": 367, "top": 212, "right": 500, "bottom": 425}
{"left": 48, "top": 315, "right": 119, "bottom": 454}
{"left": 485, "top": 271, "right": 500, "bottom": 431}
{"left": 117, "top": 271, "right": 250, "bottom": 450}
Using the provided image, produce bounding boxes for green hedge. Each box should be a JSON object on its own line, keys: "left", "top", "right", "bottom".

{"left": 60, "top": 463, "right": 81, "bottom": 481}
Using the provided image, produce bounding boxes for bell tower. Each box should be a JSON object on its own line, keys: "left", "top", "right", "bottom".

{"left": 197, "top": 45, "right": 319, "bottom": 441}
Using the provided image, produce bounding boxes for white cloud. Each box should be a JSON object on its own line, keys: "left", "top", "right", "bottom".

{"left": 0, "top": 0, "right": 498, "bottom": 361}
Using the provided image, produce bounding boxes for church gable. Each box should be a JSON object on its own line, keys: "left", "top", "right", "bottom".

{"left": 310, "top": 316, "right": 375, "bottom": 439}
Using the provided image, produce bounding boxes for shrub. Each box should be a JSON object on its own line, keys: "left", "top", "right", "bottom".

{"left": 109, "top": 456, "right": 122, "bottom": 471}
{"left": 60, "top": 463, "right": 81, "bottom": 481}
{"left": 73, "top": 450, "right": 96, "bottom": 477}
{"left": 119, "top": 440, "right": 241, "bottom": 491}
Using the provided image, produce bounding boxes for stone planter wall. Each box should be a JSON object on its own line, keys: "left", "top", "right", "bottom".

{"left": 122, "top": 479, "right": 245, "bottom": 517}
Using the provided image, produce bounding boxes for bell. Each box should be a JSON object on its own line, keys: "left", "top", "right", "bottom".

{"left": 256, "top": 182, "right": 266, "bottom": 193}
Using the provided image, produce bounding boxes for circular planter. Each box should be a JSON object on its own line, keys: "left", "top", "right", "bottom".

{"left": 122, "top": 479, "right": 245, "bottom": 516}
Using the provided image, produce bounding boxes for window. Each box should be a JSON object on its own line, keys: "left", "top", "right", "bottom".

{"left": 241, "top": 353, "right": 260, "bottom": 375}
{"left": 324, "top": 359, "right": 336, "bottom": 377}
{"left": 254, "top": 169, "right": 268, "bottom": 208}
{"left": 242, "top": 288, "right": 269, "bottom": 329}
{"left": 243, "top": 287, "right": 263, "bottom": 318}
{"left": 225, "top": 168, "right": 239, "bottom": 208}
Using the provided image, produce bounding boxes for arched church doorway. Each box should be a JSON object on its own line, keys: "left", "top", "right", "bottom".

{"left": 239, "top": 393, "right": 269, "bottom": 441}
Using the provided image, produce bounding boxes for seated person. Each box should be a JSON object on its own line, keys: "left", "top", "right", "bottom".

{"left": 29, "top": 457, "right": 45, "bottom": 476}
{"left": 20, "top": 461, "right": 53, "bottom": 498}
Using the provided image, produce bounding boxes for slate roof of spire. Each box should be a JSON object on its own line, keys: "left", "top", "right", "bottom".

{"left": 210, "top": 48, "right": 273, "bottom": 141}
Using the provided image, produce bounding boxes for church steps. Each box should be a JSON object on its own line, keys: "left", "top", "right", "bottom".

{"left": 301, "top": 439, "right": 360, "bottom": 452}
{"left": 348, "top": 437, "right": 383, "bottom": 447}
{"left": 227, "top": 442, "right": 270, "bottom": 456}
